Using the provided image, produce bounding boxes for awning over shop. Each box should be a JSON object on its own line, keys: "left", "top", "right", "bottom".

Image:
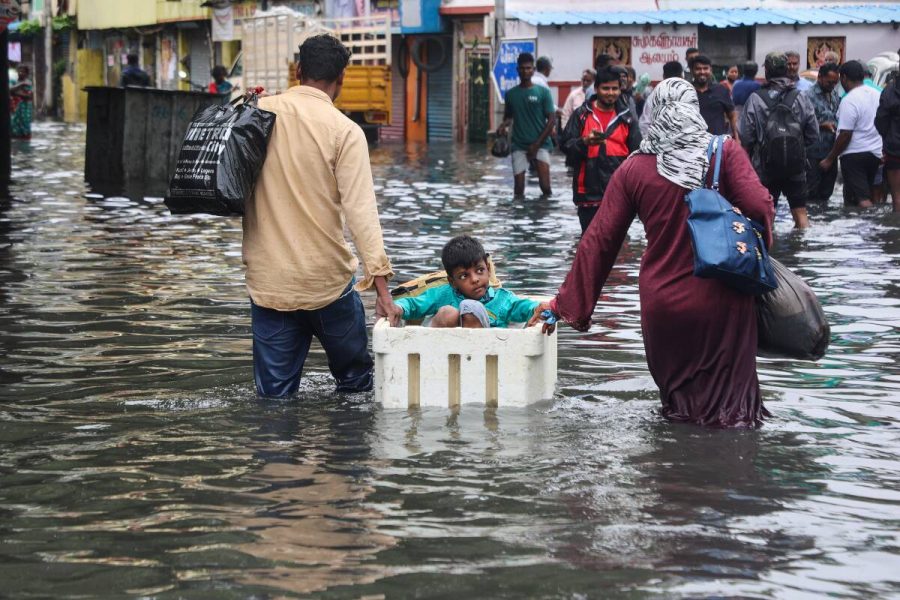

{"left": 510, "top": 4, "right": 900, "bottom": 28}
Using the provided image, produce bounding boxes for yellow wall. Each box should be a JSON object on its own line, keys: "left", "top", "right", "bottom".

{"left": 220, "top": 41, "right": 240, "bottom": 72}
{"left": 156, "top": 0, "right": 210, "bottom": 22}
{"left": 75, "top": 0, "right": 209, "bottom": 28}
{"left": 178, "top": 30, "right": 190, "bottom": 91}
{"left": 65, "top": 49, "right": 104, "bottom": 123}
{"left": 76, "top": 0, "right": 156, "bottom": 29}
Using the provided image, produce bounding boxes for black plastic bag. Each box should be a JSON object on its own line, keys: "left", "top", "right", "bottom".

{"left": 165, "top": 92, "right": 276, "bottom": 216}
{"left": 757, "top": 258, "right": 830, "bottom": 360}
{"left": 491, "top": 135, "right": 511, "bottom": 158}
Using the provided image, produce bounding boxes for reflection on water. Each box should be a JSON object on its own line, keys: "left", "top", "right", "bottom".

{"left": 0, "top": 123, "right": 898, "bottom": 597}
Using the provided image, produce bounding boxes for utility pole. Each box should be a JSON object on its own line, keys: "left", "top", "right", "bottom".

{"left": 1, "top": 27, "right": 10, "bottom": 190}
{"left": 494, "top": 0, "right": 505, "bottom": 46}
{"left": 43, "top": 0, "right": 53, "bottom": 113}
{"left": 492, "top": 0, "right": 505, "bottom": 130}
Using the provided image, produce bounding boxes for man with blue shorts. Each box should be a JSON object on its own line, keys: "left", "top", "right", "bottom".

{"left": 497, "top": 52, "right": 556, "bottom": 199}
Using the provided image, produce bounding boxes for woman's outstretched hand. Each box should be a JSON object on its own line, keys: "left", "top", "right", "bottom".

{"left": 527, "top": 301, "right": 558, "bottom": 335}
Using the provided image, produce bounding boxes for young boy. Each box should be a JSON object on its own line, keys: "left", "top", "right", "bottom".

{"left": 393, "top": 235, "right": 541, "bottom": 328}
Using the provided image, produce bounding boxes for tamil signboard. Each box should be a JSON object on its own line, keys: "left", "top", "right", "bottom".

{"left": 492, "top": 39, "right": 535, "bottom": 103}
{"left": 0, "top": 0, "right": 20, "bottom": 33}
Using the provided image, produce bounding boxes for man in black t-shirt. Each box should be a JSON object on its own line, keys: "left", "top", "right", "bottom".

{"left": 120, "top": 54, "right": 151, "bottom": 87}
{"left": 691, "top": 55, "right": 740, "bottom": 142}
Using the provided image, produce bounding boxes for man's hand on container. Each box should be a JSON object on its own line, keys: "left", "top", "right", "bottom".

{"left": 378, "top": 299, "right": 403, "bottom": 327}
{"left": 373, "top": 276, "right": 403, "bottom": 326}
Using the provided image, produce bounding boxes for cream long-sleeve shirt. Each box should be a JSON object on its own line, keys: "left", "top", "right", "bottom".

{"left": 242, "top": 85, "right": 393, "bottom": 311}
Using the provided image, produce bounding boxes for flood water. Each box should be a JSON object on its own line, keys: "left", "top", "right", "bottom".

{"left": 1, "top": 122, "right": 899, "bottom": 598}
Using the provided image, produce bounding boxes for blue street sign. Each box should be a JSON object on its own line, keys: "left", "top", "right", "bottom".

{"left": 492, "top": 39, "right": 536, "bottom": 103}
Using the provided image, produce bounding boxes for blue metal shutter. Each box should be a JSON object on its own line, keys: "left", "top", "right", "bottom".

{"left": 427, "top": 37, "right": 453, "bottom": 142}
{"left": 381, "top": 41, "right": 405, "bottom": 142}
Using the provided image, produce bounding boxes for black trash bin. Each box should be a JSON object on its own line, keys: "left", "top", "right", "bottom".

{"left": 84, "top": 86, "right": 228, "bottom": 196}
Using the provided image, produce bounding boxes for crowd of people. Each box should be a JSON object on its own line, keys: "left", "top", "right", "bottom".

{"left": 498, "top": 46, "right": 900, "bottom": 230}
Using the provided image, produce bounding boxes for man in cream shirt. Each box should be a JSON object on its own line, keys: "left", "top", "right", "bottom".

{"left": 243, "top": 34, "right": 401, "bottom": 397}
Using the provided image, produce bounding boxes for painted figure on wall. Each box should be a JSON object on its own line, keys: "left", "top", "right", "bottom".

{"left": 160, "top": 35, "right": 178, "bottom": 90}
{"left": 593, "top": 37, "right": 631, "bottom": 67}
{"left": 808, "top": 37, "right": 845, "bottom": 68}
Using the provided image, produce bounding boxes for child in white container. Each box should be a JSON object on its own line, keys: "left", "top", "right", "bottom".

{"left": 392, "top": 235, "right": 542, "bottom": 328}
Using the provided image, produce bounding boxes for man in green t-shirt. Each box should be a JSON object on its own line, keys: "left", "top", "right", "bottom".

{"left": 497, "top": 52, "right": 556, "bottom": 198}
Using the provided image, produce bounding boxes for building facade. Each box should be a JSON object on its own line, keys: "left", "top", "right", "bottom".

{"left": 53, "top": 0, "right": 900, "bottom": 141}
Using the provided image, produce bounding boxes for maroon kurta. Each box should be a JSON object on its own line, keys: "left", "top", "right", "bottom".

{"left": 553, "top": 140, "right": 775, "bottom": 428}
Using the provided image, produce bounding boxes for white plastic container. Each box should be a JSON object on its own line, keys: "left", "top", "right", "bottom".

{"left": 373, "top": 319, "right": 557, "bottom": 408}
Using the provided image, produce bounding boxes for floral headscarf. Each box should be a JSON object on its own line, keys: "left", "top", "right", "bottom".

{"left": 637, "top": 78, "right": 715, "bottom": 190}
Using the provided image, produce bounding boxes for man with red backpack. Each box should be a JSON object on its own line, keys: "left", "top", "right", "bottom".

{"left": 560, "top": 67, "right": 642, "bottom": 233}
{"left": 740, "top": 52, "right": 818, "bottom": 229}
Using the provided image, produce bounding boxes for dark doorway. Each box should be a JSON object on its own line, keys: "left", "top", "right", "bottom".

{"left": 467, "top": 52, "right": 490, "bottom": 143}
{"left": 698, "top": 25, "right": 753, "bottom": 79}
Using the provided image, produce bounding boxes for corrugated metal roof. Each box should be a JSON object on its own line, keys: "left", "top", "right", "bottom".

{"left": 510, "top": 4, "right": 900, "bottom": 28}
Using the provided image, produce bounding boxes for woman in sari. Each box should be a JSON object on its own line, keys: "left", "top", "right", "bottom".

{"left": 10, "top": 65, "right": 33, "bottom": 140}
{"left": 532, "top": 79, "right": 775, "bottom": 428}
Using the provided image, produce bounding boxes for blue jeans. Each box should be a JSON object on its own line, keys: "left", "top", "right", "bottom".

{"left": 251, "top": 283, "right": 373, "bottom": 397}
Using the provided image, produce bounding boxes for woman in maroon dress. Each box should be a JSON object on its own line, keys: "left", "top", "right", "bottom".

{"left": 533, "top": 79, "right": 775, "bottom": 428}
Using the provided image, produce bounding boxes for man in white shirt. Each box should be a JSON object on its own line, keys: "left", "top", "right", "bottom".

{"left": 532, "top": 55, "right": 559, "bottom": 114}
{"left": 639, "top": 60, "right": 684, "bottom": 136}
{"left": 819, "top": 60, "right": 883, "bottom": 207}
{"left": 532, "top": 56, "right": 552, "bottom": 90}
{"left": 561, "top": 69, "right": 595, "bottom": 129}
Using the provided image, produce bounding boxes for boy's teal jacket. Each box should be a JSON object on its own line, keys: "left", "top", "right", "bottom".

{"left": 394, "top": 284, "right": 539, "bottom": 328}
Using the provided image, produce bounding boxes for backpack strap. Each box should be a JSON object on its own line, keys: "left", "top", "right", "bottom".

{"left": 754, "top": 88, "right": 776, "bottom": 109}
{"left": 709, "top": 135, "right": 726, "bottom": 190}
{"left": 782, "top": 87, "right": 801, "bottom": 107}
{"left": 702, "top": 136, "right": 725, "bottom": 190}
{"left": 756, "top": 86, "right": 800, "bottom": 109}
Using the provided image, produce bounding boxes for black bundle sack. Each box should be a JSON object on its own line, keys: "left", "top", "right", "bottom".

{"left": 757, "top": 258, "right": 830, "bottom": 360}
{"left": 491, "top": 135, "right": 511, "bottom": 158}
{"left": 165, "top": 93, "right": 276, "bottom": 216}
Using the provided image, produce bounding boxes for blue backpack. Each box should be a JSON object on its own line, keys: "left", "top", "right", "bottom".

{"left": 684, "top": 136, "right": 777, "bottom": 296}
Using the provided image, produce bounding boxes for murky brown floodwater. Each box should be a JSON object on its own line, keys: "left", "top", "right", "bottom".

{"left": 1, "top": 122, "right": 898, "bottom": 598}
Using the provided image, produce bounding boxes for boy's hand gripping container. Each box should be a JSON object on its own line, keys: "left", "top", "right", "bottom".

{"left": 373, "top": 320, "right": 557, "bottom": 408}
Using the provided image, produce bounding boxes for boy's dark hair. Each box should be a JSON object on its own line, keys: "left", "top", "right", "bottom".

{"left": 685, "top": 48, "right": 699, "bottom": 66}
{"left": 662, "top": 60, "right": 684, "bottom": 78}
{"left": 594, "top": 53, "right": 613, "bottom": 71}
{"left": 839, "top": 60, "right": 865, "bottom": 83}
{"left": 742, "top": 61, "right": 759, "bottom": 78}
{"left": 517, "top": 52, "right": 535, "bottom": 67}
{"left": 442, "top": 235, "right": 487, "bottom": 274}
{"left": 127, "top": 54, "right": 140, "bottom": 66}
{"left": 691, "top": 54, "right": 712, "bottom": 68}
{"left": 211, "top": 65, "right": 228, "bottom": 80}
{"left": 595, "top": 67, "right": 621, "bottom": 86}
{"left": 298, "top": 34, "right": 351, "bottom": 82}
{"left": 819, "top": 62, "right": 839, "bottom": 77}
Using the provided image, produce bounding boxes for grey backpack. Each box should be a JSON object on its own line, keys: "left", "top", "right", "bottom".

{"left": 757, "top": 88, "right": 804, "bottom": 178}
